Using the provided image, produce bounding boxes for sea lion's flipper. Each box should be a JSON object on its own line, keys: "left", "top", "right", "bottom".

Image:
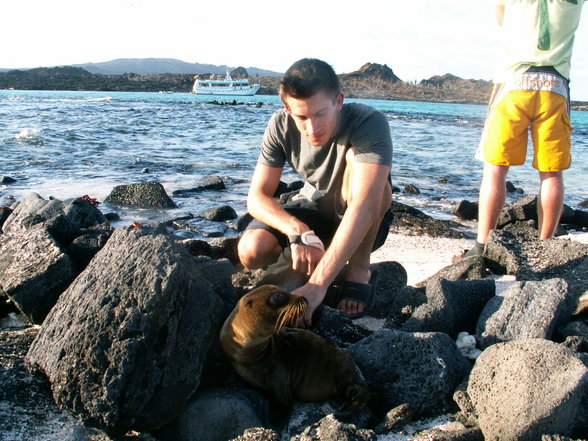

{"left": 334, "top": 382, "right": 370, "bottom": 417}
{"left": 267, "top": 362, "right": 294, "bottom": 408}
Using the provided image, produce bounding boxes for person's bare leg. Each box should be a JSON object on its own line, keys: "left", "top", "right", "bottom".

{"left": 337, "top": 148, "right": 392, "bottom": 316}
{"left": 538, "top": 171, "right": 564, "bottom": 240}
{"left": 476, "top": 163, "right": 509, "bottom": 244}
{"left": 238, "top": 228, "right": 282, "bottom": 269}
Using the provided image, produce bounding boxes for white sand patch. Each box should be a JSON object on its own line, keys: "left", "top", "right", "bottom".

{"left": 371, "top": 231, "right": 588, "bottom": 288}
{"left": 371, "top": 234, "right": 475, "bottom": 286}
{"left": 558, "top": 231, "right": 588, "bottom": 244}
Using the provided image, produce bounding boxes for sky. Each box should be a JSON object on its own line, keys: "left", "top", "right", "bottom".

{"left": 2, "top": 0, "right": 588, "bottom": 100}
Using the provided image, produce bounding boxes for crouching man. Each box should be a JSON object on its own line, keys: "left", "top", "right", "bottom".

{"left": 238, "top": 58, "right": 393, "bottom": 325}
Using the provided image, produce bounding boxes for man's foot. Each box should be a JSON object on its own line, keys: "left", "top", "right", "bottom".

{"left": 337, "top": 269, "right": 378, "bottom": 319}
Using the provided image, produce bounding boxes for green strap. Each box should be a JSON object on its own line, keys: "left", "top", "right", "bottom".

{"left": 538, "top": 0, "right": 551, "bottom": 50}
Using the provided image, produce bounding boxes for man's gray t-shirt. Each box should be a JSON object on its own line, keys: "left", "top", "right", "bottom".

{"left": 258, "top": 102, "right": 393, "bottom": 218}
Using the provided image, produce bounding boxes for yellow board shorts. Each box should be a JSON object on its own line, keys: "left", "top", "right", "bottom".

{"left": 477, "top": 71, "right": 573, "bottom": 172}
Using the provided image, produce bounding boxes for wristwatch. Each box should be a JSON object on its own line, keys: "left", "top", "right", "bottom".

{"left": 287, "top": 234, "right": 304, "bottom": 246}
{"left": 286, "top": 230, "right": 325, "bottom": 251}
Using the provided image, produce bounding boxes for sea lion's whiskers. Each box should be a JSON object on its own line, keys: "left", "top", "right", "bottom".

{"left": 275, "top": 297, "right": 307, "bottom": 332}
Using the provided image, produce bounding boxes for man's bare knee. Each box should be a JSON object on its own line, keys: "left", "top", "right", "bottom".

{"left": 238, "top": 229, "right": 281, "bottom": 269}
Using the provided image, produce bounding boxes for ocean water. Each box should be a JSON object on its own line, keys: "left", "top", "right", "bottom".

{"left": 1, "top": 90, "right": 587, "bottom": 230}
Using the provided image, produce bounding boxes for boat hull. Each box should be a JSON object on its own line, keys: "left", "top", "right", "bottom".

{"left": 191, "top": 85, "right": 261, "bottom": 96}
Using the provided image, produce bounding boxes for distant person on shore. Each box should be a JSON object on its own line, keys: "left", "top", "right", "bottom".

{"left": 238, "top": 58, "right": 393, "bottom": 325}
{"left": 464, "top": 0, "right": 585, "bottom": 258}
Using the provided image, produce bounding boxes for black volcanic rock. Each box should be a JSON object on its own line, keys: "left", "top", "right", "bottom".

{"left": 0, "top": 223, "right": 77, "bottom": 324}
{"left": 0, "top": 193, "right": 109, "bottom": 322}
{"left": 466, "top": 339, "right": 588, "bottom": 440}
{"left": 390, "top": 201, "right": 466, "bottom": 238}
{"left": 25, "top": 227, "right": 224, "bottom": 436}
{"left": 105, "top": 182, "right": 177, "bottom": 209}
{"left": 172, "top": 176, "right": 226, "bottom": 197}
{"left": 403, "top": 278, "right": 496, "bottom": 338}
{"left": 476, "top": 278, "right": 575, "bottom": 350}
{"left": 0, "top": 176, "right": 17, "bottom": 184}
{"left": 199, "top": 205, "right": 238, "bottom": 222}
{"left": 348, "top": 330, "right": 471, "bottom": 417}
{"left": 453, "top": 200, "right": 478, "bottom": 221}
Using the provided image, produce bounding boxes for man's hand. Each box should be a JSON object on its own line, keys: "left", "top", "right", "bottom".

{"left": 292, "top": 282, "right": 328, "bottom": 326}
{"left": 290, "top": 243, "right": 324, "bottom": 276}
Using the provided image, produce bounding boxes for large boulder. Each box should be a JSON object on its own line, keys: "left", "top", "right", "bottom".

{"left": 497, "top": 194, "right": 537, "bottom": 228}
{"left": 25, "top": 227, "right": 224, "bottom": 436}
{"left": 403, "top": 278, "right": 495, "bottom": 338}
{"left": 0, "top": 223, "right": 77, "bottom": 323}
{"left": 2, "top": 193, "right": 107, "bottom": 244}
{"left": 0, "top": 193, "right": 110, "bottom": 322}
{"left": 347, "top": 330, "right": 471, "bottom": 416}
{"left": 382, "top": 286, "right": 427, "bottom": 330}
{"left": 467, "top": 339, "right": 588, "bottom": 440}
{"left": 415, "top": 256, "right": 487, "bottom": 289}
{"left": 0, "top": 327, "right": 90, "bottom": 441}
{"left": 485, "top": 231, "right": 588, "bottom": 282}
{"left": 369, "top": 261, "right": 408, "bottom": 318}
{"left": 311, "top": 306, "right": 372, "bottom": 348}
{"left": 2, "top": 193, "right": 66, "bottom": 234}
{"left": 155, "top": 388, "right": 270, "bottom": 441}
{"left": 476, "top": 279, "right": 575, "bottom": 350}
{"left": 104, "top": 182, "right": 177, "bottom": 208}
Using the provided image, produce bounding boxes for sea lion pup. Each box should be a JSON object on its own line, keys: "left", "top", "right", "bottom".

{"left": 220, "top": 284, "right": 369, "bottom": 415}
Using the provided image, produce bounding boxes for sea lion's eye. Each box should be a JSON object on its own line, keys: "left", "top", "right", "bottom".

{"left": 246, "top": 300, "right": 253, "bottom": 308}
{"left": 269, "top": 291, "right": 290, "bottom": 308}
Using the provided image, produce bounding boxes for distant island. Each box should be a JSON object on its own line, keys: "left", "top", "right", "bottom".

{"left": 1, "top": 58, "right": 586, "bottom": 109}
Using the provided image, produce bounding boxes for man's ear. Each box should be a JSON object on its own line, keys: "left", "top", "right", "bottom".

{"left": 335, "top": 93, "right": 344, "bottom": 111}
{"left": 284, "top": 104, "right": 292, "bottom": 114}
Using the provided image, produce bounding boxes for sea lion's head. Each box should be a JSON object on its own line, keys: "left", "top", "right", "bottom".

{"left": 234, "top": 284, "right": 308, "bottom": 335}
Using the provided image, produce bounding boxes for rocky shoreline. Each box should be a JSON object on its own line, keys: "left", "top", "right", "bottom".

{"left": 1, "top": 179, "right": 588, "bottom": 441}
{"left": 3, "top": 64, "right": 588, "bottom": 110}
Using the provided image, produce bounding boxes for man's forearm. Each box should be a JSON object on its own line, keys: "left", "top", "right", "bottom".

{"left": 247, "top": 194, "right": 309, "bottom": 236}
{"left": 307, "top": 195, "right": 380, "bottom": 287}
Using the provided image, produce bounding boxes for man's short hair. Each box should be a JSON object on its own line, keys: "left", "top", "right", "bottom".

{"left": 279, "top": 58, "right": 341, "bottom": 102}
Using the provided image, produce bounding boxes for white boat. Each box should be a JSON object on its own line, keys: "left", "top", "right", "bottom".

{"left": 191, "top": 72, "right": 260, "bottom": 96}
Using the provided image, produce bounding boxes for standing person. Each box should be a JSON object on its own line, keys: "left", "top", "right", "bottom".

{"left": 238, "top": 58, "right": 393, "bottom": 325}
{"left": 465, "top": 0, "right": 585, "bottom": 258}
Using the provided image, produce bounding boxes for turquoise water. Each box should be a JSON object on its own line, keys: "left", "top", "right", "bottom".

{"left": 1, "top": 90, "right": 586, "bottom": 228}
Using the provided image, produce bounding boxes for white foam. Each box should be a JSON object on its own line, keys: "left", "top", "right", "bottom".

{"left": 17, "top": 177, "right": 117, "bottom": 202}
{"left": 14, "top": 128, "right": 41, "bottom": 141}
